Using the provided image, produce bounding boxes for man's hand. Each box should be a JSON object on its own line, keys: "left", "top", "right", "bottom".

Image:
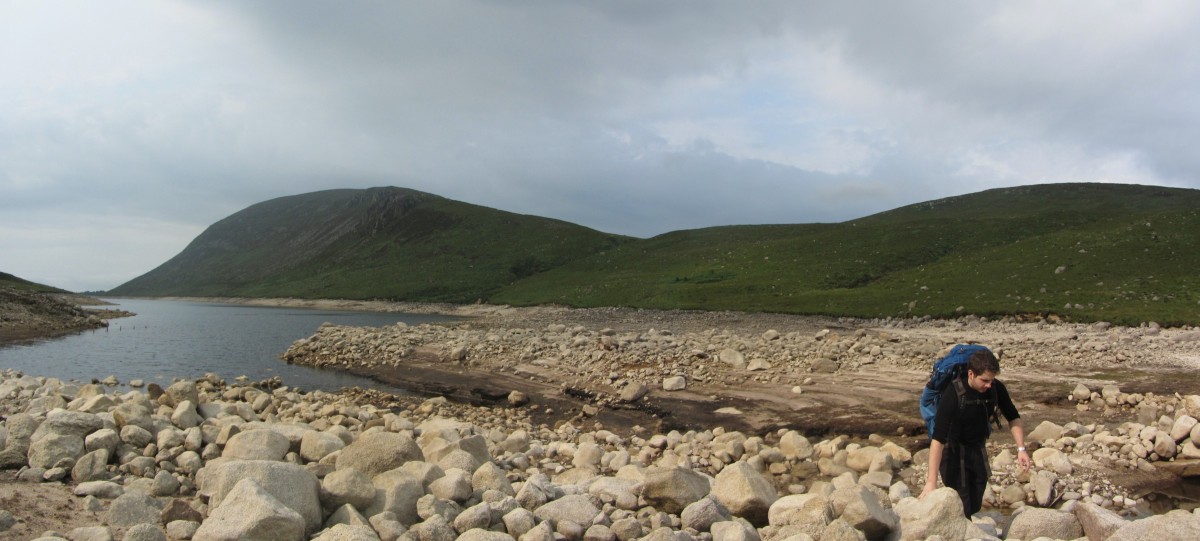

{"left": 919, "top": 480, "right": 937, "bottom": 499}
{"left": 1017, "top": 449, "right": 1031, "bottom": 471}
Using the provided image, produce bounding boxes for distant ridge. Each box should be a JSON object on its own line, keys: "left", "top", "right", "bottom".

{"left": 111, "top": 183, "right": 1200, "bottom": 325}
{"left": 109, "top": 187, "right": 629, "bottom": 301}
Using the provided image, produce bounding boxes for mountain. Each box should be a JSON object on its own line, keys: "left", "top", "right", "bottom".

{"left": 491, "top": 183, "right": 1200, "bottom": 325}
{"left": 109, "top": 187, "right": 630, "bottom": 301}
{"left": 0, "top": 271, "right": 68, "bottom": 293}
{"left": 111, "top": 183, "right": 1200, "bottom": 325}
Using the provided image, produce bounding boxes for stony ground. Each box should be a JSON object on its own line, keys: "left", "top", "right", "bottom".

{"left": 2, "top": 298, "right": 1199, "bottom": 540}
{"left": 0, "top": 289, "right": 130, "bottom": 342}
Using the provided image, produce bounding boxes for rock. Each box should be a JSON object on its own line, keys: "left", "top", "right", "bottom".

{"left": 27, "top": 432, "right": 85, "bottom": 469}
{"left": 710, "top": 520, "right": 761, "bottom": 541}
{"left": 193, "top": 478, "right": 307, "bottom": 541}
{"left": 124, "top": 523, "right": 168, "bottom": 541}
{"left": 321, "top": 468, "right": 376, "bottom": 512}
{"left": 31, "top": 410, "right": 103, "bottom": 441}
{"left": 1106, "top": 509, "right": 1200, "bottom": 541}
{"left": 503, "top": 508, "right": 538, "bottom": 539}
{"left": 75, "top": 481, "right": 125, "bottom": 499}
{"left": 533, "top": 494, "right": 601, "bottom": 527}
{"left": 409, "top": 514, "right": 455, "bottom": 541}
{"left": 336, "top": 432, "right": 424, "bottom": 478}
{"left": 1071, "top": 383, "right": 1092, "bottom": 402}
{"left": 640, "top": 467, "right": 712, "bottom": 514}
{"left": 619, "top": 383, "right": 649, "bottom": 402}
{"left": 473, "top": 462, "right": 515, "bottom": 496}
{"left": 166, "top": 520, "right": 201, "bottom": 541}
{"left": 429, "top": 468, "right": 472, "bottom": 502}
{"left": 778, "top": 432, "right": 814, "bottom": 461}
{"left": 171, "top": 401, "right": 203, "bottom": 429}
{"left": 1074, "top": 501, "right": 1127, "bottom": 541}
{"left": 837, "top": 486, "right": 896, "bottom": 540}
{"left": 1027, "top": 420, "right": 1065, "bottom": 443}
{"left": 891, "top": 487, "right": 968, "bottom": 541}
{"left": 163, "top": 381, "right": 199, "bottom": 409}
{"left": 365, "top": 469, "right": 424, "bottom": 526}
{"left": 711, "top": 461, "right": 777, "bottom": 526}
{"left": 453, "top": 502, "right": 492, "bottom": 533}
{"left": 311, "top": 524, "right": 380, "bottom": 541}
{"left": 301, "top": 431, "right": 346, "bottom": 462}
{"left": 160, "top": 498, "right": 204, "bottom": 524}
{"left": 821, "top": 518, "right": 866, "bottom": 541}
{"left": 103, "top": 492, "right": 163, "bottom": 528}
{"left": 68, "top": 525, "right": 115, "bottom": 541}
{"left": 85, "top": 428, "right": 120, "bottom": 455}
{"left": 767, "top": 494, "right": 830, "bottom": 540}
{"left": 811, "top": 358, "right": 839, "bottom": 373}
{"left": 197, "top": 459, "right": 322, "bottom": 533}
{"left": 662, "top": 376, "right": 686, "bottom": 391}
{"left": 1006, "top": 507, "right": 1082, "bottom": 541}
{"left": 1032, "top": 447, "right": 1073, "bottom": 476}
{"left": 681, "top": 496, "right": 733, "bottom": 532}
{"left": 1154, "top": 431, "right": 1178, "bottom": 459}
{"left": 1032, "top": 470, "right": 1057, "bottom": 507}
{"left": 1171, "top": 415, "right": 1198, "bottom": 442}
{"left": 72, "top": 448, "right": 111, "bottom": 483}
{"left": 223, "top": 429, "right": 291, "bottom": 461}
{"left": 508, "top": 391, "right": 529, "bottom": 407}
{"left": 587, "top": 477, "right": 639, "bottom": 510}
{"left": 719, "top": 349, "right": 746, "bottom": 369}
{"left": 459, "top": 529, "right": 516, "bottom": 541}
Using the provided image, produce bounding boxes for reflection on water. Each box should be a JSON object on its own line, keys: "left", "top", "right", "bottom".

{"left": 0, "top": 298, "right": 454, "bottom": 393}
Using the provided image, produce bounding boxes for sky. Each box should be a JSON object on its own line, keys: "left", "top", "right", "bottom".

{"left": 3, "top": 1, "right": 1199, "bottom": 292}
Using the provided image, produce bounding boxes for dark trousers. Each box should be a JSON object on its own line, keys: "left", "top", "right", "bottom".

{"left": 940, "top": 442, "right": 990, "bottom": 517}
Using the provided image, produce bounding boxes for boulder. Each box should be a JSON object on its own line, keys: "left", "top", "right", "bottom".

{"left": 619, "top": 382, "right": 650, "bottom": 402}
{"left": 193, "top": 478, "right": 307, "bottom": 541}
{"left": 821, "top": 518, "right": 866, "bottom": 541}
{"left": 838, "top": 486, "right": 896, "bottom": 540}
{"left": 321, "top": 468, "right": 377, "bottom": 511}
{"left": 1074, "top": 501, "right": 1127, "bottom": 541}
{"left": 171, "top": 400, "right": 203, "bottom": 429}
{"left": 710, "top": 520, "right": 761, "bottom": 541}
{"left": 28, "top": 432, "right": 85, "bottom": 469}
{"left": 778, "top": 432, "right": 814, "bottom": 461}
{"left": 766, "top": 494, "right": 831, "bottom": 539}
{"left": 891, "top": 487, "right": 969, "bottom": 541}
{"left": 711, "top": 461, "right": 777, "bottom": 525}
{"left": 1005, "top": 507, "right": 1082, "bottom": 541}
{"left": 1106, "top": 509, "right": 1200, "bottom": 541}
{"left": 124, "top": 523, "right": 168, "bottom": 541}
{"left": 337, "top": 432, "right": 424, "bottom": 478}
{"left": 681, "top": 496, "right": 733, "bottom": 532}
{"left": 533, "top": 494, "right": 601, "bottom": 526}
{"left": 72, "top": 448, "right": 111, "bottom": 483}
{"left": 365, "top": 469, "right": 425, "bottom": 526}
{"left": 1071, "top": 383, "right": 1092, "bottom": 402}
{"left": 1171, "top": 415, "right": 1197, "bottom": 442}
{"left": 311, "top": 524, "right": 380, "bottom": 541}
{"left": 197, "top": 459, "right": 322, "bottom": 533}
{"left": 1027, "top": 420, "right": 1065, "bottom": 443}
{"left": 30, "top": 410, "right": 103, "bottom": 441}
{"left": 300, "top": 431, "right": 346, "bottom": 462}
{"left": 103, "top": 491, "right": 163, "bottom": 528}
{"left": 1032, "top": 447, "right": 1073, "bottom": 476}
{"left": 662, "top": 376, "right": 687, "bottom": 391}
{"left": 719, "top": 349, "right": 747, "bottom": 369}
{"left": 223, "top": 429, "right": 291, "bottom": 461}
{"left": 640, "top": 467, "right": 712, "bottom": 514}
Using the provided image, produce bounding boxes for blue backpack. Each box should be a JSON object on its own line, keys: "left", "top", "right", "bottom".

{"left": 919, "top": 344, "right": 998, "bottom": 439}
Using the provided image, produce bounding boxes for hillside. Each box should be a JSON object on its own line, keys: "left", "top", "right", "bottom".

{"left": 108, "top": 187, "right": 630, "bottom": 301}
{"left": 492, "top": 183, "right": 1200, "bottom": 325}
{"left": 110, "top": 183, "right": 1200, "bottom": 325}
{"left": 0, "top": 272, "right": 127, "bottom": 340}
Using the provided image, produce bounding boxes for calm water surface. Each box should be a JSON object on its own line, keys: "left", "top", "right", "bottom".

{"left": 0, "top": 298, "right": 453, "bottom": 393}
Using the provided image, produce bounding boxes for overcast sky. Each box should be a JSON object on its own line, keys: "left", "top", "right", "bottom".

{"left": 3, "top": 1, "right": 1198, "bottom": 292}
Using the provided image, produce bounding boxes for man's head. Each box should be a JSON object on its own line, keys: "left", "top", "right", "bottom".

{"left": 966, "top": 348, "right": 1000, "bottom": 393}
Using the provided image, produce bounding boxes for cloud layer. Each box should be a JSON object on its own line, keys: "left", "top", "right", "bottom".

{"left": 3, "top": 1, "right": 1197, "bottom": 291}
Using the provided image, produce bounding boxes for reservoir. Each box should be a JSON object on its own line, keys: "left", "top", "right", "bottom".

{"left": 0, "top": 298, "right": 454, "bottom": 393}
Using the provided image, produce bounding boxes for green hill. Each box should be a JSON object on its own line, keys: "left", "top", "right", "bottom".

{"left": 110, "top": 183, "right": 1200, "bottom": 325}
{"left": 109, "top": 187, "right": 630, "bottom": 301}
{"left": 0, "top": 272, "right": 68, "bottom": 293}
{"left": 491, "top": 183, "right": 1200, "bottom": 325}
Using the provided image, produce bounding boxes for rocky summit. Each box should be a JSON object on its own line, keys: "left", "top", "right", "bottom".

{"left": 0, "top": 366, "right": 1198, "bottom": 541}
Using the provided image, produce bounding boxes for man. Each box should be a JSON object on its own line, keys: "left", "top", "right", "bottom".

{"left": 919, "top": 348, "right": 1030, "bottom": 517}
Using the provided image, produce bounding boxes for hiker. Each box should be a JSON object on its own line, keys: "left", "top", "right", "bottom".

{"left": 919, "top": 346, "right": 1030, "bottom": 516}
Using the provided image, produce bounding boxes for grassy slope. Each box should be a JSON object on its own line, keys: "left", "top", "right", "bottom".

{"left": 0, "top": 272, "right": 67, "bottom": 293}
{"left": 492, "top": 184, "right": 1200, "bottom": 325}
{"left": 109, "top": 187, "right": 630, "bottom": 301}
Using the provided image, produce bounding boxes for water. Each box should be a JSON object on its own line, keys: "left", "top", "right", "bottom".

{"left": 0, "top": 298, "right": 455, "bottom": 393}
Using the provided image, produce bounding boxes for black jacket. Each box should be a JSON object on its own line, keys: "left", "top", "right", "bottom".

{"left": 931, "top": 377, "right": 1020, "bottom": 446}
